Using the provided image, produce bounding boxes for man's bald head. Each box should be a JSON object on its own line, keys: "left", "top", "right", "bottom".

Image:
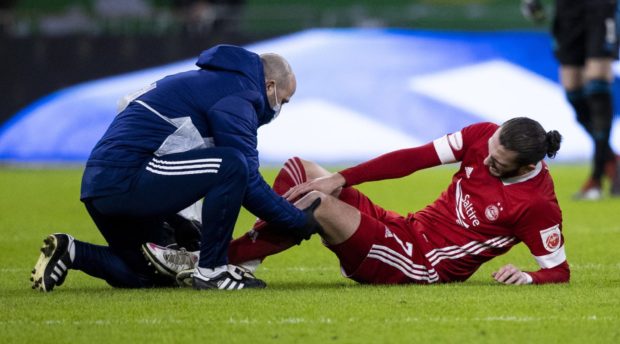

{"left": 260, "top": 53, "right": 295, "bottom": 89}
{"left": 260, "top": 53, "right": 296, "bottom": 112}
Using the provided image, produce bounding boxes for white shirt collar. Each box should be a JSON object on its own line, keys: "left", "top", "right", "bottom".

{"left": 501, "top": 162, "right": 543, "bottom": 186}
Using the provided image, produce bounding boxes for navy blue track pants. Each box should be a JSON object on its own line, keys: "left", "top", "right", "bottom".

{"left": 75, "top": 147, "right": 248, "bottom": 288}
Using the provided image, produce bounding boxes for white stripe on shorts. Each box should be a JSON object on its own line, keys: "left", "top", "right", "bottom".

{"left": 367, "top": 245, "right": 439, "bottom": 283}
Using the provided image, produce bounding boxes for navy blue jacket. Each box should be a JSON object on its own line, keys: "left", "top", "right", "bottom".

{"left": 81, "top": 45, "right": 306, "bottom": 228}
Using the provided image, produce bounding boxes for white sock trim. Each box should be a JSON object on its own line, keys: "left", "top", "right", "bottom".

{"left": 68, "top": 240, "right": 75, "bottom": 263}
{"left": 196, "top": 265, "right": 227, "bottom": 279}
{"left": 238, "top": 259, "right": 261, "bottom": 273}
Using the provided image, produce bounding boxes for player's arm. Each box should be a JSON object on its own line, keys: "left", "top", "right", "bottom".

{"left": 284, "top": 143, "right": 442, "bottom": 200}
{"left": 494, "top": 200, "right": 570, "bottom": 285}
{"left": 285, "top": 122, "right": 496, "bottom": 201}
{"left": 284, "top": 143, "right": 441, "bottom": 200}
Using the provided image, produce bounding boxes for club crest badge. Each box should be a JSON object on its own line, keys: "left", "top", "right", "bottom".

{"left": 484, "top": 203, "right": 502, "bottom": 221}
{"left": 540, "top": 225, "right": 561, "bottom": 252}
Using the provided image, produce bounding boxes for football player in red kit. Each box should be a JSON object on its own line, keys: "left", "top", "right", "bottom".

{"left": 148, "top": 117, "right": 570, "bottom": 286}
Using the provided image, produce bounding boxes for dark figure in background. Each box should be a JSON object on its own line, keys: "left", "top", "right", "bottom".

{"left": 172, "top": 0, "right": 246, "bottom": 34}
{"left": 522, "top": 0, "right": 620, "bottom": 199}
{"left": 0, "top": 0, "right": 17, "bottom": 34}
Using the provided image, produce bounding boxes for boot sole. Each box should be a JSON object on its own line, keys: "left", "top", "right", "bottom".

{"left": 30, "top": 235, "right": 57, "bottom": 292}
{"left": 141, "top": 244, "right": 177, "bottom": 278}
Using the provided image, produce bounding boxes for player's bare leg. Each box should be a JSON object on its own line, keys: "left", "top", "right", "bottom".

{"left": 583, "top": 58, "right": 613, "bottom": 82}
{"left": 293, "top": 191, "right": 360, "bottom": 245}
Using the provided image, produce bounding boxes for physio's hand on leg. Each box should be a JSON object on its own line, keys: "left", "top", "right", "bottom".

{"left": 284, "top": 173, "right": 345, "bottom": 201}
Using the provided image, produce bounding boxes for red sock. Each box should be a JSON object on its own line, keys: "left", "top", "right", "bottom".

{"left": 228, "top": 157, "right": 307, "bottom": 264}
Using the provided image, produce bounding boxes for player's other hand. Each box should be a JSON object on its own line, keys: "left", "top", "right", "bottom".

{"left": 520, "top": 0, "right": 546, "bottom": 24}
{"left": 284, "top": 173, "right": 346, "bottom": 202}
{"left": 492, "top": 264, "right": 531, "bottom": 285}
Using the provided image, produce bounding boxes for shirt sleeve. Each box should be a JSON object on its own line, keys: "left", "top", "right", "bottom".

{"left": 208, "top": 95, "right": 306, "bottom": 228}
{"left": 339, "top": 122, "right": 499, "bottom": 186}
{"left": 514, "top": 198, "right": 570, "bottom": 284}
{"left": 524, "top": 261, "right": 570, "bottom": 284}
{"left": 433, "top": 122, "right": 499, "bottom": 164}
{"left": 338, "top": 142, "right": 441, "bottom": 186}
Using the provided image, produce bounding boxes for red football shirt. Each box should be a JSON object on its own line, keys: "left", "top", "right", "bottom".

{"left": 410, "top": 122, "right": 566, "bottom": 282}
{"left": 340, "top": 122, "right": 568, "bottom": 284}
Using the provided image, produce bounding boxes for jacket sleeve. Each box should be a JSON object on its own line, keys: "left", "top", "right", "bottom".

{"left": 208, "top": 95, "right": 306, "bottom": 228}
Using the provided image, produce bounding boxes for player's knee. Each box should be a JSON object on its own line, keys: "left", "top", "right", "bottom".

{"left": 296, "top": 190, "right": 325, "bottom": 210}
{"left": 293, "top": 157, "right": 330, "bottom": 180}
{"left": 303, "top": 190, "right": 335, "bottom": 220}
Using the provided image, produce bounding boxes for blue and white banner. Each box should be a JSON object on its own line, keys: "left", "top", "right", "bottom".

{"left": 1, "top": 28, "right": 619, "bottom": 163}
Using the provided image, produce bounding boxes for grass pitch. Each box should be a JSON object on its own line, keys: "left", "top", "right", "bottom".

{"left": 1, "top": 165, "right": 619, "bottom": 343}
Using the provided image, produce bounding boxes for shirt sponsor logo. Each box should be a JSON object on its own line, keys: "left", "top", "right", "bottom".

{"left": 455, "top": 178, "right": 480, "bottom": 228}
{"left": 540, "top": 225, "right": 561, "bottom": 252}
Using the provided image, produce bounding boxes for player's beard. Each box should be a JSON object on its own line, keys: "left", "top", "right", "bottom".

{"left": 490, "top": 166, "right": 521, "bottom": 179}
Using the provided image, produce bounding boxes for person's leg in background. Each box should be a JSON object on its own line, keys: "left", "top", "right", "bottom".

{"left": 584, "top": 58, "right": 617, "bottom": 196}
{"left": 579, "top": 0, "right": 620, "bottom": 197}
{"left": 555, "top": 0, "right": 619, "bottom": 199}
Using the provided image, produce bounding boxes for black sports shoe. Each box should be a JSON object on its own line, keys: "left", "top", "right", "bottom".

{"left": 179, "top": 265, "right": 267, "bottom": 290}
{"left": 31, "top": 233, "right": 74, "bottom": 292}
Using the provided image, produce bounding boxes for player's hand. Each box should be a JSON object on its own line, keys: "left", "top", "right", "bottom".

{"left": 520, "top": 0, "right": 546, "bottom": 24}
{"left": 492, "top": 264, "right": 531, "bottom": 285}
{"left": 284, "top": 173, "right": 346, "bottom": 202}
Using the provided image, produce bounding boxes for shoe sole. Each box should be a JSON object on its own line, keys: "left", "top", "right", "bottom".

{"left": 141, "top": 244, "right": 178, "bottom": 278}
{"left": 176, "top": 270, "right": 194, "bottom": 287}
{"left": 31, "top": 235, "right": 58, "bottom": 292}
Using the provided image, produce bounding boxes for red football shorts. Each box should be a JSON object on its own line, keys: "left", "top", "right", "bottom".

{"left": 326, "top": 187, "right": 440, "bottom": 284}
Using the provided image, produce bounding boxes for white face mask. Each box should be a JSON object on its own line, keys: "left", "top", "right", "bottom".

{"left": 271, "top": 82, "right": 281, "bottom": 119}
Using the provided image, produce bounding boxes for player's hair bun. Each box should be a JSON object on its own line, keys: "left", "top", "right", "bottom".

{"left": 545, "top": 130, "right": 562, "bottom": 158}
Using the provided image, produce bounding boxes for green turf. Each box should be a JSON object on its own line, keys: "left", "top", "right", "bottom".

{"left": 1, "top": 165, "right": 619, "bottom": 343}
